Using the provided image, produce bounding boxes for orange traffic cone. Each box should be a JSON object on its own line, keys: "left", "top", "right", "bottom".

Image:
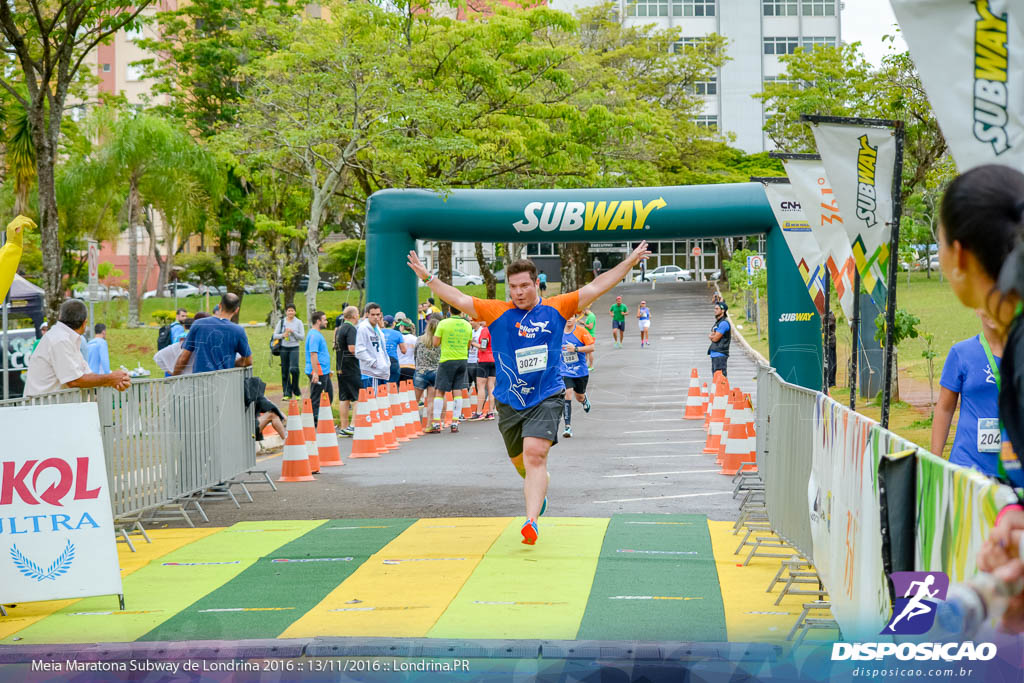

{"left": 716, "top": 389, "right": 740, "bottom": 465}
{"left": 389, "top": 382, "right": 410, "bottom": 442}
{"left": 704, "top": 373, "right": 726, "bottom": 431}
{"left": 279, "top": 400, "right": 315, "bottom": 482}
{"left": 350, "top": 389, "right": 380, "bottom": 459}
{"left": 378, "top": 384, "right": 399, "bottom": 451}
{"left": 316, "top": 392, "right": 345, "bottom": 467}
{"left": 403, "top": 381, "right": 422, "bottom": 437}
{"left": 703, "top": 378, "right": 729, "bottom": 454}
{"left": 743, "top": 393, "right": 758, "bottom": 469}
{"left": 461, "top": 388, "right": 473, "bottom": 420}
{"left": 700, "top": 382, "right": 709, "bottom": 417}
{"left": 683, "top": 368, "right": 703, "bottom": 419}
{"left": 368, "top": 384, "right": 387, "bottom": 454}
{"left": 442, "top": 391, "right": 454, "bottom": 429}
{"left": 720, "top": 391, "right": 753, "bottom": 476}
{"left": 302, "top": 397, "right": 321, "bottom": 473}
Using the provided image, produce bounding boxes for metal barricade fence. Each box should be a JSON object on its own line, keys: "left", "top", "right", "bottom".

{"left": 755, "top": 362, "right": 817, "bottom": 560}
{"left": 0, "top": 368, "right": 256, "bottom": 519}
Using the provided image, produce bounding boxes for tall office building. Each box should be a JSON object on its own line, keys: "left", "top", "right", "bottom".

{"left": 549, "top": 0, "right": 842, "bottom": 154}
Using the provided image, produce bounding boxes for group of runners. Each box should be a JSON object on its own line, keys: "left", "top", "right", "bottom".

{"left": 407, "top": 241, "right": 651, "bottom": 546}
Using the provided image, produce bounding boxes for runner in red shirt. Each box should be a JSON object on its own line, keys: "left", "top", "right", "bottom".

{"left": 471, "top": 322, "right": 496, "bottom": 420}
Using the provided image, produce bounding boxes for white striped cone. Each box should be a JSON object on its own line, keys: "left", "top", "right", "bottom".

{"left": 301, "top": 398, "right": 320, "bottom": 472}
{"left": 402, "top": 381, "right": 421, "bottom": 438}
{"left": 683, "top": 369, "right": 703, "bottom": 419}
{"left": 715, "top": 391, "right": 738, "bottom": 465}
{"left": 377, "top": 384, "right": 398, "bottom": 450}
{"left": 389, "top": 382, "right": 410, "bottom": 442}
{"left": 279, "top": 400, "right": 314, "bottom": 482}
{"left": 703, "top": 381, "right": 729, "bottom": 454}
{"left": 368, "top": 385, "right": 384, "bottom": 449}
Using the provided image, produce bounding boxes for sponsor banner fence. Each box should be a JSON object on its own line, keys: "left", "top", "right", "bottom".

{"left": 0, "top": 402, "right": 123, "bottom": 603}
{"left": 783, "top": 159, "right": 858, "bottom": 321}
{"left": 756, "top": 363, "right": 817, "bottom": 558}
{"left": 0, "top": 368, "right": 256, "bottom": 520}
{"left": 809, "top": 122, "right": 898, "bottom": 305}
{"left": 890, "top": 0, "right": 1024, "bottom": 172}
{"left": 915, "top": 450, "right": 1018, "bottom": 583}
{"left": 762, "top": 182, "right": 827, "bottom": 315}
{"left": 758, "top": 364, "right": 1017, "bottom": 640}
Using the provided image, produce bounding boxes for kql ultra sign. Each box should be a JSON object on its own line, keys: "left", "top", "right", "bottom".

{"left": 0, "top": 403, "right": 122, "bottom": 603}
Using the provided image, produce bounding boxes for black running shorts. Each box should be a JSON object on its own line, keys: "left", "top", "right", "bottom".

{"left": 435, "top": 359, "right": 469, "bottom": 393}
{"left": 562, "top": 375, "right": 589, "bottom": 394}
{"left": 495, "top": 392, "right": 563, "bottom": 458}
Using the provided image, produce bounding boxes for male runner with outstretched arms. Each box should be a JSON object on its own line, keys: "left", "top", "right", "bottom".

{"left": 407, "top": 242, "right": 651, "bottom": 545}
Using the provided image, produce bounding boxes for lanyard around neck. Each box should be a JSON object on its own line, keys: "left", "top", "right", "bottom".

{"left": 980, "top": 333, "right": 1001, "bottom": 391}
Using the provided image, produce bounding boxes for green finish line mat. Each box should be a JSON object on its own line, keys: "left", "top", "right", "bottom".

{"left": 1, "top": 515, "right": 792, "bottom": 645}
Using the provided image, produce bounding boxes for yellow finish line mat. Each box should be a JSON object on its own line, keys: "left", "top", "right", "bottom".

{"left": 0, "top": 516, "right": 806, "bottom": 644}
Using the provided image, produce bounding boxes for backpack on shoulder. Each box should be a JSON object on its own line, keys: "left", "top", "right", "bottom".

{"left": 157, "top": 325, "right": 173, "bottom": 350}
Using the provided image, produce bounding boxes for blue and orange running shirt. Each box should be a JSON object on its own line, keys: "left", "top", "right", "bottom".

{"left": 560, "top": 326, "right": 593, "bottom": 379}
{"left": 473, "top": 292, "right": 579, "bottom": 410}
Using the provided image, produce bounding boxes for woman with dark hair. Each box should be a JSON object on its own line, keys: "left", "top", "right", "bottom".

{"left": 937, "top": 164, "right": 1024, "bottom": 632}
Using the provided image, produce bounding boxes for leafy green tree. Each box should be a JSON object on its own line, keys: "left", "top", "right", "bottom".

{"left": 219, "top": 1, "right": 459, "bottom": 319}
{"left": 138, "top": 0, "right": 300, "bottom": 301}
{"left": 321, "top": 240, "right": 365, "bottom": 285}
{"left": 176, "top": 252, "right": 223, "bottom": 287}
{"left": 0, "top": 1, "right": 151, "bottom": 320}
{"left": 756, "top": 41, "right": 946, "bottom": 201}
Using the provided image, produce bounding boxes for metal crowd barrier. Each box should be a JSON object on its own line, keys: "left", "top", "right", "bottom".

{"left": 755, "top": 362, "right": 817, "bottom": 560}
{"left": 0, "top": 368, "right": 256, "bottom": 520}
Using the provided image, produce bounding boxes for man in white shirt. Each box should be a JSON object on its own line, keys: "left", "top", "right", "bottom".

{"left": 354, "top": 302, "right": 389, "bottom": 391}
{"left": 24, "top": 299, "right": 130, "bottom": 396}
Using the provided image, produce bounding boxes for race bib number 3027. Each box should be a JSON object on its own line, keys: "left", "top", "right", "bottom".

{"left": 515, "top": 345, "right": 547, "bottom": 374}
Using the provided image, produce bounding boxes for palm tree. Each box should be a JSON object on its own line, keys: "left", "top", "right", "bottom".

{"left": 6, "top": 105, "right": 36, "bottom": 216}
{"left": 91, "top": 109, "right": 223, "bottom": 325}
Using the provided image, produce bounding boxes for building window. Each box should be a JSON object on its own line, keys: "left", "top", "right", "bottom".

{"left": 763, "top": 75, "right": 801, "bottom": 88}
{"left": 677, "top": 0, "right": 715, "bottom": 16}
{"left": 692, "top": 77, "right": 717, "bottom": 96}
{"left": 626, "top": 0, "right": 670, "bottom": 17}
{"left": 526, "top": 243, "right": 558, "bottom": 257}
{"left": 801, "top": 36, "right": 837, "bottom": 49}
{"left": 763, "top": 37, "right": 799, "bottom": 55}
{"left": 694, "top": 115, "right": 718, "bottom": 129}
{"left": 101, "top": 63, "right": 111, "bottom": 72}
{"left": 125, "top": 63, "right": 144, "bottom": 81}
{"left": 763, "top": 0, "right": 798, "bottom": 15}
{"left": 801, "top": 0, "right": 836, "bottom": 16}
{"left": 673, "top": 37, "right": 719, "bottom": 57}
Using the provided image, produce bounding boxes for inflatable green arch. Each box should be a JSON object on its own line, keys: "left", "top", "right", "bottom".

{"left": 365, "top": 182, "right": 822, "bottom": 390}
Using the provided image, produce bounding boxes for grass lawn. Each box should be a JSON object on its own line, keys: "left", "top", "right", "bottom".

{"left": 722, "top": 271, "right": 976, "bottom": 456}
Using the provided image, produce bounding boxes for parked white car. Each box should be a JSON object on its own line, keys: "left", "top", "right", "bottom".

{"left": 641, "top": 265, "right": 691, "bottom": 282}
{"left": 72, "top": 284, "right": 128, "bottom": 301}
{"left": 418, "top": 268, "right": 484, "bottom": 287}
{"left": 142, "top": 282, "right": 201, "bottom": 299}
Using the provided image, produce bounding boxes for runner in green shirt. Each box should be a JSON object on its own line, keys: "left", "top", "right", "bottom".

{"left": 609, "top": 296, "right": 628, "bottom": 348}
{"left": 429, "top": 311, "right": 473, "bottom": 433}
{"left": 580, "top": 306, "right": 597, "bottom": 368}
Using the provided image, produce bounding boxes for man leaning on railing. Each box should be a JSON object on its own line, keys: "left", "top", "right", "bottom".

{"left": 23, "top": 299, "right": 130, "bottom": 396}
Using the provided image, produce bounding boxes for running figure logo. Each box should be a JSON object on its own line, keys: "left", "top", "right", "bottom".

{"left": 881, "top": 571, "right": 949, "bottom": 635}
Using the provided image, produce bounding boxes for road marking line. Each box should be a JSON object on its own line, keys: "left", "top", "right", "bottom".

{"left": 603, "top": 469, "right": 721, "bottom": 478}
{"left": 616, "top": 440, "right": 707, "bottom": 446}
{"left": 615, "top": 454, "right": 706, "bottom": 459}
{"left": 592, "top": 491, "right": 732, "bottom": 504}
{"left": 622, "top": 428, "right": 705, "bottom": 434}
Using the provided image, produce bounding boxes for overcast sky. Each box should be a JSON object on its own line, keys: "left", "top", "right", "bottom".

{"left": 841, "top": 0, "right": 908, "bottom": 65}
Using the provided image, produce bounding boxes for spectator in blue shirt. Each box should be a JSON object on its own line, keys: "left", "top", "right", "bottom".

{"left": 538, "top": 270, "right": 548, "bottom": 293}
{"left": 169, "top": 308, "right": 188, "bottom": 343}
{"left": 380, "top": 315, "right": 408, "bottom": 384}
{"left": 174, "top": 294, "right": 252, "bottom": 375}
{"left": 707, "top": 302, "right": 731, "bottom": 378}
{"left": 86, "top": 323, "right": 111, "bottom": 374}
{"left": 305, "top": 310, "right": 332, "bottom": 427}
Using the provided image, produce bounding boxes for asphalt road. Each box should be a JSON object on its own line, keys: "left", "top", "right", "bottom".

{"left": 185, "top": 281, "right": 759, "bottom": 526}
